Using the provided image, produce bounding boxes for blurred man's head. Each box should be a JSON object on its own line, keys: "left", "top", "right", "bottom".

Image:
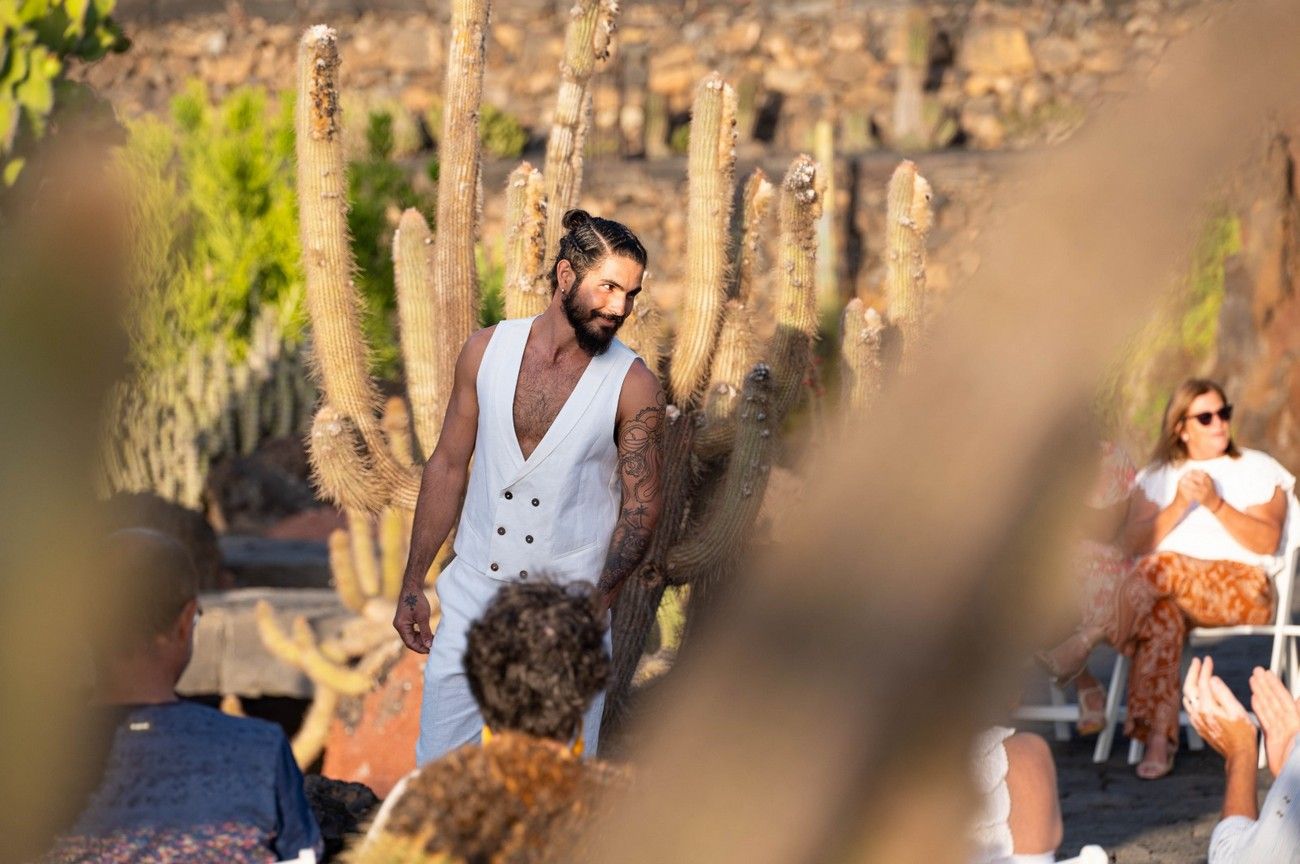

{"left": 464, "top": 580, "right": 609, "bottom": 742}
{"left": 95, "top": 528, "right": 200, "bottom": 686}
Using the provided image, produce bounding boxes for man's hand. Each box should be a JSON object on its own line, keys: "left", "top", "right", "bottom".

{"left": 1184, "top": 656, "right": 1258, "bottom": 763}
{"left": 394, "top": 588, "right": 434, "bottom": 654}
{"left": 1250, "top": 665, "right": 1300, "bottom": 777}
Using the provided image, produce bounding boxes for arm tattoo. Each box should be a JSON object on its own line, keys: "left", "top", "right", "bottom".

{"left": 402, "top": 592, "right": 419, "bottom": 611}
{"left": 597, "top": 391, "right": 666, "bottom": 596}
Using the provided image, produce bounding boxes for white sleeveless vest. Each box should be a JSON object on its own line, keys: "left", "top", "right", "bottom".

{"left": 452, "top": 317, "right": 639, "bottom": 586}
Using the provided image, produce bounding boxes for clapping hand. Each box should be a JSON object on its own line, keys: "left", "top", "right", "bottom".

{"left": 1183, "top": 656, "right": 1258, "bottom": 763}
{"left": 1178, "top": 470, "right": 1223, "bottom": 513}
{"left": 1250, "top": 666, "right": 1300, "bottom": 777}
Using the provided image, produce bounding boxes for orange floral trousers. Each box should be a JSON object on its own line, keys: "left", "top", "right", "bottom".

{"left": 1116, "top": 552, "right": 1273, "bottom": 747}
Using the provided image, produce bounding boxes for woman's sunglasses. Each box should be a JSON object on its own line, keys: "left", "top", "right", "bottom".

{"left": 1184, "top": 404, "right": 1233, "bottom": 426}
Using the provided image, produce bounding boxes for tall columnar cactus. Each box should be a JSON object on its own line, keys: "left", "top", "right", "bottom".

{"left": 813, "top": 118, "right": 839, "bottom": 323}
{"left": 430, "top": 0, "right": 490, "bottom": 423}
{"left": 839, "top": 298, "right": 887, "bottom": 413}
{"left": 297, "top": 26, "right": 426, "bottom": 514}
{"left": 669, "top": 73, "right": 737, "bottom": 407}
{"left": 883, "top": 159, "right": 934, "bottom": 375}
{"left": 393, "top": 208, "right": 442, "bottom": 460}
{"left": 541, "top": 0, "right": 619, "bottom": 261}
{"left": 606, "top": 153, "right": 822, "bottom": 731}
{"left": 891, "top": 6, "right": 931, "bottom": 151}
{"left": 703, "top": 169, "right": 772, "bottom": 424}
{"left": 503, "top": 162, "right": 550, "bottom": 320}
{"left": 736, "top": 169, "right": 774, "bottom": 305}
{"left": 768, "top": 155, "right": 823, "bottom": 419}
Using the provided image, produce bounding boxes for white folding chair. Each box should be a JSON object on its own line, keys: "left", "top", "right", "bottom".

{"left": 1095, "top": 499, "right": 1300, "bottom": 765}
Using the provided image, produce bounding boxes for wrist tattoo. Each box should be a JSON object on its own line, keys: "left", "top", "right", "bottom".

{"left": 402, "top": 592, "right": 419, "bottom": 611}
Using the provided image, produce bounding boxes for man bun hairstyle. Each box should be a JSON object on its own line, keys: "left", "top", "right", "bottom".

{"left": 548, "top": 209, "right": 648, "bottom": 295}
{"left": 463, "top": 580, "right": 609, "bottom": 742}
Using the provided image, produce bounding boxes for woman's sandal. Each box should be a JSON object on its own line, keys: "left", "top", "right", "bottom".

{"left": 1035, "top": 630, "right": 1095, "bottom": 688}
{"left": 1076, "top": 681, "right": 1107, "bottom": 736}
{"left": 1136, "top": 748, "right": 1176, "bottom": 781}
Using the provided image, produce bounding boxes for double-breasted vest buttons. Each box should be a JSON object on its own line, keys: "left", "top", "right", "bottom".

{"left": 450, "top": 316, "right": 638, "bottom": 586}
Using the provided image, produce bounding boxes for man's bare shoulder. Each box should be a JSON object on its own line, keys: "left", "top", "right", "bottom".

{"left": 456, "top": 325, "right": 497, "bottom": 378}
{"left": 618, "top": 358, "right": 664, "bottom": 417}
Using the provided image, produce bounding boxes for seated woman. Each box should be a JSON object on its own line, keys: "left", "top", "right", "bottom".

{"left": 1040, "top": 379, "right": 1291, "bottom": 779}
{"left": 356, "top": 580, "right": 624, "bottom": 864}
{"left": 42, "top": 529, "right": 322, "bottom": 863}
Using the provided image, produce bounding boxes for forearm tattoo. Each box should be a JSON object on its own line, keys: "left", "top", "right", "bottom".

{"left": 598, "top": 392, "right": 666, "bottom": 596}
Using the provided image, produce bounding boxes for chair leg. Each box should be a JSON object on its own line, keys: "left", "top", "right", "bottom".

{"left": 1094, "top": 654, "right": 1127, "bottom": 763}
{"left": 1128, "top": 737, "right": 1144, "bottom": 765}
{"left": 1290, "top": 637, "right": 1299, "bottom": 699}
{"left": 1049, "top": 682, "right": 1071, "bottom": 742}
{"left": 1185, "top": 713, "right": 1204, "bottom": 750}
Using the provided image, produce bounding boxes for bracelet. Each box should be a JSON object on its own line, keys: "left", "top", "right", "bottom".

{"left": 1211, "top": 498, "right": 1226, "bottom": 514}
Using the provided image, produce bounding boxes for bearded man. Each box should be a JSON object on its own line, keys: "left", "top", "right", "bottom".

{"left": 395, "top": 209, "right": 665, "bottom": 763}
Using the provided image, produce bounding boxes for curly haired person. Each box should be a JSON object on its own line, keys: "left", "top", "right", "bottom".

{"left": 356, "top": 580, "right": 626, "bottom": 864}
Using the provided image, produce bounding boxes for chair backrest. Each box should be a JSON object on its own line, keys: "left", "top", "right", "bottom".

{"left": 1267, "top": 490, "right": 1300, "bottom": 628}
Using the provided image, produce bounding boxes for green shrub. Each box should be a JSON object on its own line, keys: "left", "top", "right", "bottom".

{"left": 480, "top": 103, "right": 527, "bottom": 159}
{"left": 1, "top": 0, "right": 129, "bottom": 186}
{"left": 425, "top": 99, "right": 529, "bottom": 159}
{"left": 669, "top": 123, "right": 690, "bottom": 155}
{"left": 1101, "top": 209, "right": 1242, "bottom": 443}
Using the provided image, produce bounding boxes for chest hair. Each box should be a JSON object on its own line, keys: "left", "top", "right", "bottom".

{"left": 512, "top": 348, "right": 590, "bottom": 459}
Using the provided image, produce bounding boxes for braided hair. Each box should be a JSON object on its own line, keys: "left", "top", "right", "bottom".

{"left": 547, "top": 209, "right": 647, "bottom": 295}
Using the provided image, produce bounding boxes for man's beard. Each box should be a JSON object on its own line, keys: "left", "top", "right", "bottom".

{"left": 562, "top": 290, "right": 623, "bottom": 356}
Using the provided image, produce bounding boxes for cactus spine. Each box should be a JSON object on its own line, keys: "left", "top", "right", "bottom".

{"left": 542, "top": 0, "right": 619, "bottom": 261}
{"left": 883, "top": 159, "right": 934, "bottom": 375}
{"left": 430, "top": 0, "right": 490, "bottom": 428}
{"left": 393, "top": 209, "right": 441, "bottom": 460}
{"left": 669, "top": 73, "right": 737, "bottom": 407}
{"left": 503, "top": 162, "right": 550, "bottom": 320}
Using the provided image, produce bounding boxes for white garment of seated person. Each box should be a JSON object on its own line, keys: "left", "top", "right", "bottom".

{"left": 1209, "top": 739, "right": 1300, "bottom": 863}
{"left": 1135, "top": 448, "right": 1296, "bottom": 569}
{"left": 970, "top": 728, "right": 1062, "bottom": 864}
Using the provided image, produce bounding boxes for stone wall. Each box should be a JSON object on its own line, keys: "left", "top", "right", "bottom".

{"left": 79, "top": 0, "right": 1213, "bottom": 155}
